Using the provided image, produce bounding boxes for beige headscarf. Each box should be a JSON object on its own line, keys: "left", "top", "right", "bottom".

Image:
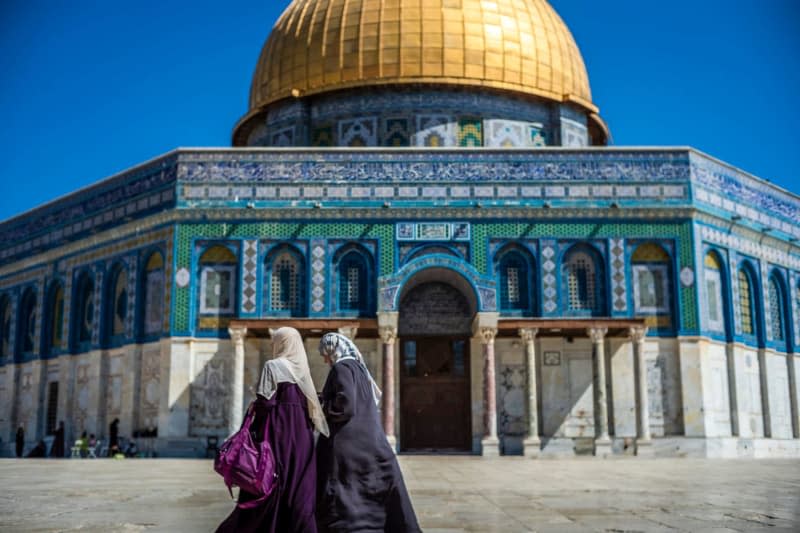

{"left": 257, "top": 327, "right": 329, "bottom": 437}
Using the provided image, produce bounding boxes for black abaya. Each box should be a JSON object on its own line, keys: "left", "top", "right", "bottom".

{"left": 316, "top": 359, "right": 420, "bottom": 533}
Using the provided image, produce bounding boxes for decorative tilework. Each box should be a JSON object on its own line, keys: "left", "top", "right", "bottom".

{"left": 792, "top": 275, "right": 800, "bottom": 344}
{"left": 700, "top": 226, "right": 800, "bottom": 271}
{"left": 485, "top": 119, "right": 525, "bottom": 147}
{"left": 457, "top": 118, "right": 482, "bottom": 147}
{"left": 270, "top": 126, "right": 294, "bottom": 147}
{"left": 610, "top": 238, "right": 627, "bottom": 312}
{"left": 383, "top": 118, "right": 410, "bottom": 147}
{"left": 91, "top": 268, "right": 103, "bottom": 346}
{"left": 311, "top": 125, "right": 333, "bottom": 147}
{"left": 541, "top": 240, "right": 557, "bottom": 314}
{"left": 729, "top": 252, "right": 742, "bottom": 335}
{"left": 125, "top": 255, "right": 137, "bottom": 338}
{"left": 530, "top": 125, "right": 547, "bottom": 146}
{"left": 310, "top": 240, "right": 326, "bottom": 314}
{"left": 241, "top": 240, "right": 258, "bottom": 314}
{"left": 415, "top": 115, "right": 455, "bottom": 147}
{"left": 339, "top": 118, "right": 377, "bottom": 147}
{"left": 761, "top": 261, "right": 772, "bottom": 341}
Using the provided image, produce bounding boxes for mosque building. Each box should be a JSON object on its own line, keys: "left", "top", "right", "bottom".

{"left": 1, "top": 0, "right": 799, "bottom": 458}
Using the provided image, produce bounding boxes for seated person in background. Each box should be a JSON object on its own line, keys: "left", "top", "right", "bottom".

{"left": 124, "top": 440, "right": 138, "bottom": 458}
{"left": 88, "top": 433, "right": 97, "bottom": 448}
{"left": 79, "top": 431, "right": 89, "bottom": 457}
{"left": 26, "top": 440, "right": 47, "bottom": 458}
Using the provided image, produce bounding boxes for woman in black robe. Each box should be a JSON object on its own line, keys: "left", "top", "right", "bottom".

{"left": 316, "top": 333, "right": 420, "bottom": 533}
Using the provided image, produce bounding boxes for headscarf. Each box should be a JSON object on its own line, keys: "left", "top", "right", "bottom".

{"left": 257, "top": 327, "right": 329, "bottom": 437}
{"left": 319, "top": 332, "right": 382, "bottom": 406}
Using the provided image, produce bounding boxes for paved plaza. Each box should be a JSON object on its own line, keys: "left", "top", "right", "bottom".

{"left": 1, "top": 457, "right": 799, "bottom": 532}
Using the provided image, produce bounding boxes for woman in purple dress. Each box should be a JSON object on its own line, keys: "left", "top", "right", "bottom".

{"left": 217, "top": 327, "right": 329, "bottom": 533}
{"left": 316, "top": 333, "right": 420, "bottom": 533}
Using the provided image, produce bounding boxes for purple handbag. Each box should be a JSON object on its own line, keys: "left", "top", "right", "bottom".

{"left": 214, "top": 401, "right": 278, "bottom": 508}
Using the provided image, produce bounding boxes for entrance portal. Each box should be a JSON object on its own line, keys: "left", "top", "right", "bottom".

{"left": 398, "top": 279, "right": 473, "bottom": 452}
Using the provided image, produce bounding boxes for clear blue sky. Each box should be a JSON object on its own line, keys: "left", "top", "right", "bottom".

{"left": 1, "top": 0, "right": 798, "bottom": 222}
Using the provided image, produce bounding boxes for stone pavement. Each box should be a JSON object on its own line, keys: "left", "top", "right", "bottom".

{"left": 1, "top": 457, "right": 798, "bottom": 532}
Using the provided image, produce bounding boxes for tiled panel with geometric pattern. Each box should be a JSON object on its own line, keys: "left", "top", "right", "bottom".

{"left": 241, "top": 240, "right": 258, "bottom": 314}
{"left": 610, "top": 238, "right": 627, "bottom": 312}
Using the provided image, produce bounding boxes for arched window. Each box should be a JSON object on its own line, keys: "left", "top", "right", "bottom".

{"left": 738, "top": 267, "right": 756, "bottom": 337}
{"left": 0, "top": 295, "right": 11, "bottom": 358}
{"left": 768, "top": 274, "right": 787, "bottom": 344}
{"left": 104, "top": 264, "right": 128, "bottom": 344}
{"left": 267, "top": 247, "right": 305, "bottom": 316}
{"left": 142, "top": 252, "right": 165, "bottom": 337}
{"left": 632, "top": 243, "right": 671, "bottom": 318}
{"left": 199, "top": 245, "right": 237, "bottom": 316}
{"left": 496, "top": 248, "right": 533, "bottom": 313}
{"left": 337, "top": 249, "right": 372, "bottom": 315}
{"left": 17, "top": 288, "right": 37, "bottom": 358}
{"left": 703, "top": 251, "right": 727, "bottom": 334}
{"left": 44, "top": 282, "right": 65, "bottom": 355}
{"left": 72, "top": 271, "right": 95, "bottom": 351}
{"left": 562, "top": 245, "right": 604, "bottom": 315}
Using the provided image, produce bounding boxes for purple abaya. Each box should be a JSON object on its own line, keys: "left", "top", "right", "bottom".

{"left": 216, "top": 382, "right": 317, "bottom": 533}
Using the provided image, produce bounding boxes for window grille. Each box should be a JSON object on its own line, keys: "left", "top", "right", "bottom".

{"left": 769, "top": 279, "right": 784, "bottom": 341}
{"left": 347, "top": 266, "right": 360, "bottom": 305}
{"left": 567, "top": 253, "right": 596, "bottom": 311}
{"left": 272, "top": 253, "right": 299, "bottom": 311}
{"left": 738, "top": 270, "right": 754, "bottom": 335}
{"left": 506, "top": 267, "right": 520, "bottom": 304}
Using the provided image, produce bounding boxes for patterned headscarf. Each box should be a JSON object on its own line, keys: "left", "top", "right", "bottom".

{"left": 319, "top": 332, "right": 382, "bottom": 406}
{"left": 257, "top": 327, "right": 329, "bottom": 436}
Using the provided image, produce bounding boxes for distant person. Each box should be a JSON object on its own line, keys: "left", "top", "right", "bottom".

{"left": 26, "top": 439, "right": 47, "bottom": 458}
{"left": 316, "top": 333, "right": 420, "bottom": 533}
{"left": 79, "top": 431, "right": 89, "bottom": 457}
{"left": 216, "top": 327, "right": 328, "bottom": 533}
{"left": 51, "top": 421, "right": 65, "bottom": 458}
{"left": 15, "top": 426, "right": 24, "bottom": 458}
{"left": 124, "top": 440, "right": 138, "bottom": 458}
{"left": 88, "top": 433, "right": 97, "bottom": 448}
{"left": 109, "top": 418, "right": 120, "bottom": 456}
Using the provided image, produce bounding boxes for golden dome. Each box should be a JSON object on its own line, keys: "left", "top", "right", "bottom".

{"left": 245, "top": 0, "right": 596, "bottom": 115}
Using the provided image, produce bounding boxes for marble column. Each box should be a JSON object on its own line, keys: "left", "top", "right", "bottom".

{"left": 479, "top": 327, "right": 500, "bottom": 456}
{"left": 519, "top": 328, "right": 540, "bottom": 457}
{"left": 630, "top": 326, "right": 652, "bottom": 455}
{"left": 379, "top": 326, "right": 397, "bottom": 450}
{"left": 227, "top": 326, "right": 247, "bottom": 437}
{"left": 587, "top": 327, "right": 611, "bottom": 456}
{"left": 337, "top": 325, "right": 358, "bottom": 340}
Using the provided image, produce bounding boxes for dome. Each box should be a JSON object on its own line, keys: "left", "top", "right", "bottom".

{"left": 235, "top": 0, "right": 602, "bottom": 143}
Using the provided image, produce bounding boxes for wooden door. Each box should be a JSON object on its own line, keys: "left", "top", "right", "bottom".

{"left": 400, "top": 337, "right": 471, "bottom": 451}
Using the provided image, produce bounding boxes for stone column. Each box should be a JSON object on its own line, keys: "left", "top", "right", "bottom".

{"left": 630, "top": 326, "right": 652, "bottom": 455}
{"left": 227, "top": 327, "right": 247, "bottom": 437}
{"left": 588, "top": 327, "right": 611, "bottom": 456}
{"left": 519, "top": 328, "right": 540, "bottom": 457}
{"left": 379, "top": 326, "right": 397, "bottom": 449}
{"left": 479, "top": 327, "right": 500, "bottom": 456}
{"left": 788, "top": 353, "right": 799, "bottom": 439}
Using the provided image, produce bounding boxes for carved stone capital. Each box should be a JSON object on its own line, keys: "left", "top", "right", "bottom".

{"left": 586, "top": 326, "right": 608, "bottom": 343}
{"left": 478, "top": 327, "right": 497, "bottom": 345}
{"left": 337, "top": 326, "right": 358, "bottom": 340}
{"left": 379, "top": 326, "right": 398, "bottom": 345}
{"left": 228, "top": 326, "right": 248, "bottom": 344}
{"left": 518, "top": 328, "right": 539, "bottom": 344}
{"left": 628, "top": 326, "right": 648, "bottom": 343}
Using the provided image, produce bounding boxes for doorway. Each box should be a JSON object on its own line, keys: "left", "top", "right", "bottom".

{"left": 400, "top": 337, "right": 471, "bottom": 451}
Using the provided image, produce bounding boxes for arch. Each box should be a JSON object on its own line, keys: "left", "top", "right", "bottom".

{"left": 388, "top": 255, "right": 487, "bottom": 313}
{"left": 702, "top": 249, "right": 731, "bottom": 338}
{"left": 16, "top": 287, "right": 37, "bottom": 360}
{"left": 103, "top": 262, "right": 129, "bottom": 346}
{"left": 768, "top": 270, "right": 789, "bottom": 351}
{"left": 264, "top": 244, "right": 306, "bottom": 316}
{"left": 333, "top": 243, "right": 375, "bottom": 316}
{"left": 71, "top": 270, "right": 95, "bottom": 352}
{"left": 198, "top": 244, "right": 238, "bottom": 317}
{"left": 560, "top": 243, "right": 606, "bottom": 316}
{"left": 494, "top": 244, "right": 536, "bottom": 315}
{"left": 737, "top": 261, "right": 761, "bottom": 341}
{"left": 139, "top": 250, "right": 165, "bottom": 339}
{"left": 43, "top": 280, "right": 65, "bottom": 356}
